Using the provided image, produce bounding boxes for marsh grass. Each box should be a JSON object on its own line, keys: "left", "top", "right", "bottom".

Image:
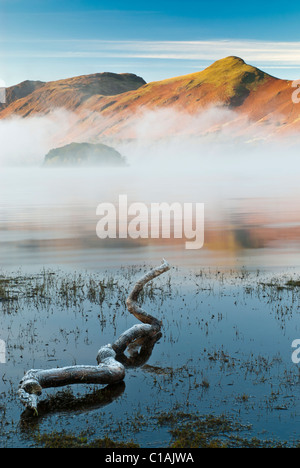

{"left": 0, "top": 266, "right": 173, "bottom": 317}
{"left": 0, "top": 279, "right": 10, "bottom": 301}
{"left": 155, "top": 411, "right": 298, "bottom": 448}
{"left": 1, "top": 266, "right": 298, "bottom": 312}
{"left": 34, "top": 432, "right": 140, "bottom": 449}
{"left": 32, "top": 410, "right": 300, "bottom": 448}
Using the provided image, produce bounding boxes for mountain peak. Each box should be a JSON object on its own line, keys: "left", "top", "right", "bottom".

{"left": 1, "top": 57, "right": 295, "bottom": 138}
{"left": 194, "top": 56, "right": 272, "bottom": 107}
{"left": 205, "top": 56, "right": 265, "bottom": 75}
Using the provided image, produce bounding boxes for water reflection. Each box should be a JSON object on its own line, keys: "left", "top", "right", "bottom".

{"left": 20, "top": 334, "right": 162, "bottom": 423}
{"left": 20, "top": 382, "right": 126, "bottom": 427}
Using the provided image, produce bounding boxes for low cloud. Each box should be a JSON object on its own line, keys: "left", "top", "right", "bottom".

{"left": 1, "top": 104, "right": 299, "bottom": 186}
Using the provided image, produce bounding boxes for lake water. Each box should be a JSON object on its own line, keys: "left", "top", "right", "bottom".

{"left": 0, "top": 163, "right": 299, "bottom": 447}
{"left": 1, "top": 164, "right": 300, "bottom": 271}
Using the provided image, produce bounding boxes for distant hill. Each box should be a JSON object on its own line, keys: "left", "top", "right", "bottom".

{"left": 1, "top": 57, "right": 299, "bottom": 139}
{"left": 44, "top": 142, "right": 127, "bottom": 167}
{"left": 0, "top": 80, "right": 45, "bottom": 110}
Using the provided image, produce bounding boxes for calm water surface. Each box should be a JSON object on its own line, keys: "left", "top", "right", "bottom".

{"left": 0, "top": 165, "right": 299, "bottom": 447}
{"left": 1, "top": 166, "right": 300, "bottom": 270}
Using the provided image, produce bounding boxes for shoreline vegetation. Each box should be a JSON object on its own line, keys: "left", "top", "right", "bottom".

{"left": 32, "top": 411, "right": 300, "bottom": 448}
{"left": 43, "top": 142, "right": 127, "bottom": 168}
{"left": 0, "top": 266, "right": 299, "bottom": 448}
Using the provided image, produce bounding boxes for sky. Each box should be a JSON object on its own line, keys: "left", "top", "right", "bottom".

{"left": 1, "top": 0, "right": 300, "bottom": 86}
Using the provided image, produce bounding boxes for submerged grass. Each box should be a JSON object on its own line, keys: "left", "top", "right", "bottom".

{"left": 154, "top": 411, "right": 300, "bottom": 448}
{"left": 0, "top": 265, "right": 299, "bottom": 448}
{"left": 0, "top": 267, "right": 165, "bottom": 312}
{"left": 34, "top": 432, "right": 140, "bottom": 449}
{"left": 33, "top": 411, "right": 299, "bottom": 449}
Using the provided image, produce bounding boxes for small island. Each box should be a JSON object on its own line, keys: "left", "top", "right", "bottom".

{"left": 44, "top": 142, "right": 127, "bottom": 167}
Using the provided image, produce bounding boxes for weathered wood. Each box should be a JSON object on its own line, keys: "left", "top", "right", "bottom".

{"left": 18, "top": 259, "right": 171, "bottom": 415}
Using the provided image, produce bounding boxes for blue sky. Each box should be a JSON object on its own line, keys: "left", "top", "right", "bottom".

{"left": 1, "top": 0, "right": 300, "bottom": 85}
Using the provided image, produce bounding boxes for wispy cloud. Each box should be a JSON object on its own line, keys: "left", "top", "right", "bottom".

{"left": 2, "top": 38, "right": 300, "bottom": 85}
{"left": 2, "top": 39, "right": 300, "bottom": 66}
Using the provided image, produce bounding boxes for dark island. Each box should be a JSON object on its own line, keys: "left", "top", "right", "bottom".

{"left": 44, "top": 142, "right": 127, "bottom": 167}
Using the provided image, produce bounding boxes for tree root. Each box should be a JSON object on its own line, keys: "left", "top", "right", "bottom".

{"left": 18, "top": 259, "right": 171, "bottom": 415}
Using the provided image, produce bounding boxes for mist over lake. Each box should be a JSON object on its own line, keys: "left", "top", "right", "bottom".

{"left": 1, "top": 140, "right": 300, "bottom": 271}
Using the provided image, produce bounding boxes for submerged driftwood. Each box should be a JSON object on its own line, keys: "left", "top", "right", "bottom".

{"left": 18, "top": 260, "right": 171, "bottom": 415}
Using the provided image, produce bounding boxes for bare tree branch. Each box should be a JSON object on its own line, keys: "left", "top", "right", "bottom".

{"left": 18, "top": 259, "right": 171, "bottom": 415}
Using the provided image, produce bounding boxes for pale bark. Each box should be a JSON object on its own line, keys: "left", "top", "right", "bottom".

{"left": 18, "top": 259, "right": 170, "bottom": 415}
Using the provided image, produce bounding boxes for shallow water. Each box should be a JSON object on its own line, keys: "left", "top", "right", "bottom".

{"left": 0, "top": 165, "right": 300, "bottom": 447}
{"left": 0, "top": 267, "right": 299, "bottom": 447}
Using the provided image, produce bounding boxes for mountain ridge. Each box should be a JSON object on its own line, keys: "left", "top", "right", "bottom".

{"left": 0, "top": 80, "right": 45, "bottom": 110}
{"left": 0, "top": 72, "right": 146, "bottom": 117}
{"left": 0, "top": 57, "right": 299, "bottom": 139}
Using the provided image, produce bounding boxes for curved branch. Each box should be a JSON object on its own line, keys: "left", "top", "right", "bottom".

{"left": 113, "top": 258, "right": 170, "bottom": 355}
{"left": 18, "top": 259, "right": 171, "bottom": 415}
{"left": 116, "top": 333, "right": 162, "bottom": 368}
{"left": 18, "top": 345, "right": 125, "bottom": 416}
